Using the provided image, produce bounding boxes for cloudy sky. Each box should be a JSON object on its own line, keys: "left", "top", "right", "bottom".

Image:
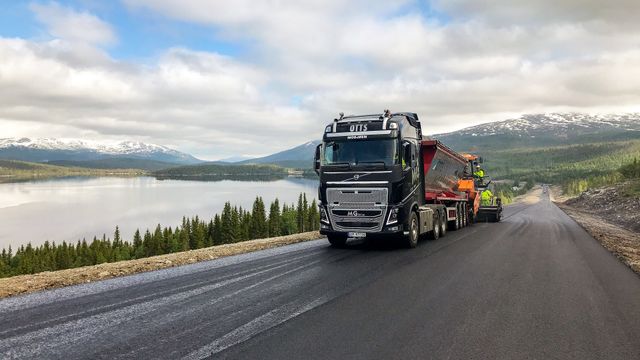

{"left": 1, "top": 1, "right": 639, "bottom": 160}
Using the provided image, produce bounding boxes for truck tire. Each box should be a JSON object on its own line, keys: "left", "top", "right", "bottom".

{"left": 405, "top": 212, "right": 419, "bottom": 248}
{"left": 461, "top": 203, "right": 467, "bottom": 228}
{"left": 327, "top": 234, "right": 347, "bottom": 247}
{"left": 439, "top": 210, "right": 447, "bottom": 237}
{"left": 428, "top": 213, "right": 440, "bottom": 240}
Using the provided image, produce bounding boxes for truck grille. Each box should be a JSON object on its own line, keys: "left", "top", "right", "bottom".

{"left": 326, "top": 188, "right": 388, "bottom": 232}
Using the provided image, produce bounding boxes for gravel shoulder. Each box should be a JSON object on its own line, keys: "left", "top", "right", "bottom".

{"left": 0, "top": 231, "right": 321, "bottom": 298}
{"left": 552, "top": 185, "right": 640, "bottom": 275}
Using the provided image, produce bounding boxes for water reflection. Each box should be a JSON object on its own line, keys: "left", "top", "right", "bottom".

{"left": 0, "top": 176, "right": 318, "bottom": 249}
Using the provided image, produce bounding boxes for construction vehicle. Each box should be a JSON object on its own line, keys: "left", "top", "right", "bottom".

{"left": 314, "top": 111, "right": 501, "bottom": 248}
{"left": 461, "top": 154, "right": 503, "bottom": 223}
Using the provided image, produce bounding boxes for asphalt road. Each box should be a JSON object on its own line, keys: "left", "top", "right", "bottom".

{"left": 1, "top": 191, "right": 640, "bottom": 359}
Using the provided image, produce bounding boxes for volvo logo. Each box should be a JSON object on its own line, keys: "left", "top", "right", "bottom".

{"left": 353, "top": 174, "right": 360, "bottom": 180}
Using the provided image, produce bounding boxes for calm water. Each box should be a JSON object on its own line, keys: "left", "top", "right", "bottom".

{"left": 0, "top": 176, "right": 318, "bottom": 249}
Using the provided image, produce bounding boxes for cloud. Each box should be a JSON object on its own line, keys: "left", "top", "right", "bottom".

{"left": 0, "top": 38, "right": 315, "bottom": 159}
{"left": 1, "top": 1, "right": 640, "bottom": 158}
{"left": 30, "top": 2, "right": 116, "bottom": 46}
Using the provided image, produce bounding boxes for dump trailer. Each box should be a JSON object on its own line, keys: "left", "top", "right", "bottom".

{"left": 314, "top": 111, "right": 483, "bottom": 248}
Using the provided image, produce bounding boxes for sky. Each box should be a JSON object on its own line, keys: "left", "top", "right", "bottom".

{"left": 1, "top": 1, "right": 639, "bottom": 160}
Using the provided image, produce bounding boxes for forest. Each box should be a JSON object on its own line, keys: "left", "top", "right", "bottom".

{"left": 0, "top": 193, "right": 319, "bottom": 278}
{"left": 479, "top": 139, "right": 640, "bottom": 196}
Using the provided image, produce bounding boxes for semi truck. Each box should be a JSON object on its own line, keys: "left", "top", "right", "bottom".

{"left": 314, "top": 110, "right": 501, "bottom": 248}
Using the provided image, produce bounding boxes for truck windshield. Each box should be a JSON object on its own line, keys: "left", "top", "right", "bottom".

{"left": 323, "top": 139, "right": 398, "bottom": 167}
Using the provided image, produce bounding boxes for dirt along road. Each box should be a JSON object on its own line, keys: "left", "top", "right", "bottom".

{"left": 1, "top": 189, "right": 639, "bottom": 359}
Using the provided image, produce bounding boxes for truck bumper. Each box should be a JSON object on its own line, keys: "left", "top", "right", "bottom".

{"left": 320, "top": 223, "right": 406, "bottom": 239}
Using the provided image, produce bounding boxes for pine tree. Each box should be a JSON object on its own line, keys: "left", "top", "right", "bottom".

{"left": 302, "top": 194, "right": 309, "bottom": 231}
{"left": 231, "top": 206, "right": 241, "bottom": 243}
{"left": 307, "top": 199, "right": 319, "bottom": 231}
{"left": 213, "top": 214, "right": 223, "bottom": 245}
{"left": 296, "top": 194, "right": 304, "bottom": 232}
{"left": 133, "top": 229, "right": 144, "bottom": 259}
{"left": 268, "top": 199, "right": 281, "bottom": 237}
{"left": 221, "top": 202, "right": 233, "bottom": 244}
{"left": 250, "top": 197, "right": 268, "bottom": 239}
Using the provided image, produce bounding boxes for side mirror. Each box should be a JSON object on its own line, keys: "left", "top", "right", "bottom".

{"left": 314, "top": 144, "right": 321, "bottom": 175}
{"left": 479, "top": 157, "right": 484, "bottom": 164}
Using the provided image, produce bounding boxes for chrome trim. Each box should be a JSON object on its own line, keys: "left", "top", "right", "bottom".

{"left": 326, "top": 130, "right": 392, "bottom": 138}
{"left": 324, "top": 171, "right": 392, "bottom": 174}
{"left": 400, "top": 185, "right": 420, "bottom": 204}
{"left": 327, "top": 181, "right": 389, "bottom": 185}
{"left": 326, "top": 187, "right": 388, "bottom": 232}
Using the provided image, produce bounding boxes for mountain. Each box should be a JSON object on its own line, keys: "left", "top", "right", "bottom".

{"left": 46, "top": 158, "right": 181, "bottom": 171}
{"left": 432, "top": 113, "right": 640, "bottom": 152}
{"left": 239, "top": 140, "right": 321, "bottom": 169}
{"left": 217, "top": 155, "right": 255, "bottom": 163}
{"left": 0, "top": 138, "right": 201, "bottom": 165}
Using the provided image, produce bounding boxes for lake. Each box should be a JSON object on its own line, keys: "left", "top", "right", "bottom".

{"left": 0, "top": 176, "right": 318, "bottom": 250}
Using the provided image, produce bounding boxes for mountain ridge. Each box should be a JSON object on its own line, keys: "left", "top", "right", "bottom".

{"left": 0, "top": 137, "right": 201, "bottom": 165}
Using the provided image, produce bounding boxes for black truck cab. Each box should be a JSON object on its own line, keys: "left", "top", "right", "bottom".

{"left": 314, "top": 111, "right": 424, "bottom": 246}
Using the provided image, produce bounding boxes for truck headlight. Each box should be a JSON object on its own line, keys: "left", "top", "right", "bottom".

{"left": 386, "top": 207, "right": 399, "bottom": 225}
{"left": 320, "top": 205, "right": 330, "bottom": 224}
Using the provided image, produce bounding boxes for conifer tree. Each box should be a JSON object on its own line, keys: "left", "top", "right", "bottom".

{"left": 250, "top": 197, "right": 268, "bottom": 239}
{"left": 296, "top": 194, "right": 304, "bottom": 232}
{"left": 268, "top": 199, "right": 281, "bottom": 237}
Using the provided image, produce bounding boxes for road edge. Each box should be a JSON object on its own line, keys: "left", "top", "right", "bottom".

{"left": 0, "top": 231, "right": 323, "bottom": 299}
{"left": 555, "top": 202, "right": 640, "bottom": 276}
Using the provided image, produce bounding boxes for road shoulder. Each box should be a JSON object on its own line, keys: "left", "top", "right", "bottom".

{"left": 555, "top": 202, "right": 640, "bottom": 275}
{"left": 0, "top": 231, "right": 321, "bottom": 299}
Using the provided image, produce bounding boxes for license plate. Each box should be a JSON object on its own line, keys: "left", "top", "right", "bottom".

{"left": 348, "top": 232, "right": 367, "bottom": 238}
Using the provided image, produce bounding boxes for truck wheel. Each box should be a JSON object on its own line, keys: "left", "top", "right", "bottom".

{"left": 327, "top": 235, "right": 347, "bottom": 247}
{"left": 456, "top": 204, "right": 463, "bottom": 229}
{"left": 461, "top": 204, "right": 467, "bottom": 228}
{"left": 439, "top": 211, "right": 447, "bottom": 237}
{"left": 428, "top": 213, "right": 440, "bottom": 240}
{"left": 405, "top": 212, "right": 419, "bottom": 248}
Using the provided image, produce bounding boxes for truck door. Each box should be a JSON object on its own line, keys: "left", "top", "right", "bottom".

{"left": 402, "top": 141, "right": 419, "bottom": 201}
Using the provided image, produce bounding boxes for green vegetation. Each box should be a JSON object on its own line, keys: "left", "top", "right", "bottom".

{"left": 0, "top": 159, "right": 143, "bottom": 183}
{"left": 473, "top": 140, "right": 640, "bottom": 196}
{"left": 0, "top": 193, "right": 319, "bottom": 278}
{"left": 47, "top": 158, "right": 181, "bottom": 171}
{"left": 153, "top": 163, "right": 289, "bottom": 179}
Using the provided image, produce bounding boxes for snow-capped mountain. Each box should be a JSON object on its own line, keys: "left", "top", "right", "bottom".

{"left": 0, "top": 137, "right": 201, "bottom": 164}
{"left": 436, "top": 113, "right": 640, "bottom": 138}
{"left": 433, "top": 113, "right": 640, "bottom": 151}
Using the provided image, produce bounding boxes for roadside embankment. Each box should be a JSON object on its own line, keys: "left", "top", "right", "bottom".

{"left": 0, "top": 231, "right": 321, "bottom": 299}
{"left": 553, "top": 184, "right": 640, "bottom": 275}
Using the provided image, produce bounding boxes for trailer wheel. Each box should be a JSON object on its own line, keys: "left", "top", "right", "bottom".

{"left": 405, "top": 212, "right": 419, "bottom": 248}
{"left": 439, "top": 210, "right": 447, "bottom": 237}
{"left": 428, "top": 213, "right": 441, "bottom": 240}
{"left": 457, "top": 203, "right": 463, "bottom": 229}
{"left": 327, "top": 235, "right": 347, "bottom": 248}
{"left": 461, "top": 203, "right": 467, "bottom": 228}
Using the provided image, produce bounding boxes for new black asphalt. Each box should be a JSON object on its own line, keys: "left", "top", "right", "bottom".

{"left": 1, "top": 191, "right": 639, "bottom": 359}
